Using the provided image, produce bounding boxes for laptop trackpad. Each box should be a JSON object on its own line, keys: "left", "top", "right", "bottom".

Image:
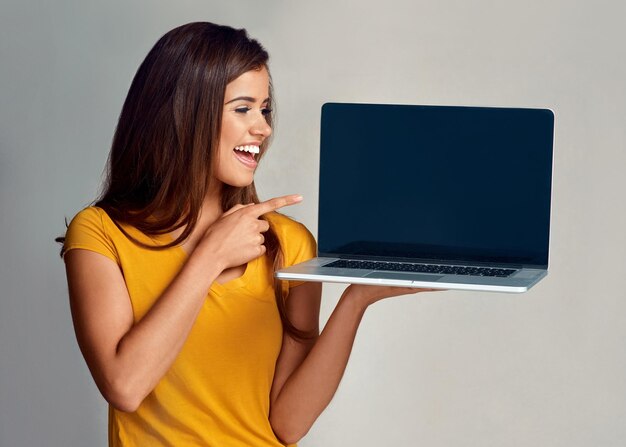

{"left": 365, "top": 272, "right": 444, "bottom": 282}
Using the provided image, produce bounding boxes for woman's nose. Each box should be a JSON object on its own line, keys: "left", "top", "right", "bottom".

{"left": 250, "top": 114, "right": 272, "bottom": 138}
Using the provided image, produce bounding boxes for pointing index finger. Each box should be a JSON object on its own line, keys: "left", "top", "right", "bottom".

{"left": 250, "top": 194, "right": 303, "bottom": 216}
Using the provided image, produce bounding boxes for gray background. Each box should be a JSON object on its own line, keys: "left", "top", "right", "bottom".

{"left": 1, "top": 1, "right": 625, "bottom": 446}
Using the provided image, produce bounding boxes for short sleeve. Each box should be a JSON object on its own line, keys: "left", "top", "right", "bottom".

{"left": 267, "top": 212, "right": 317, "bottom": 290}
{"left": 285, "top": 223, "right": 316, "bottom": 289}
{"left": 63, "top": 207, "right": 119, "bottom": 264}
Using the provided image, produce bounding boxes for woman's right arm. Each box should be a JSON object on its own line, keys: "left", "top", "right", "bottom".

{"left": 64, "top": 195, "right": 301, "bottom": 412}
{"left": 65, "top": 243, "right": 223, "bottom": 412}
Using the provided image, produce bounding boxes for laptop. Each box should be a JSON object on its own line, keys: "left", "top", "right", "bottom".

{"left": 276, "top": 103, "right": 554, "bottom": 293}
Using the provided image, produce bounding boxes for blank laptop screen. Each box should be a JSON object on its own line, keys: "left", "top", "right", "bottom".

{"left": 318, "top": 103, "right": 554, "bottom": 267}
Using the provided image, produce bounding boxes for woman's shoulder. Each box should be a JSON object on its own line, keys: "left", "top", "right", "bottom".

{"left": 64, "top": 206, "right": 119, "bottom": 262}
{"left": 67, "top": 206, "right": 121, "bottom": 235}
{"left": 69, "top": 205, "right": 107, "bottom": 225}
{"left": 264, "top": 212, "right": 317, "bottom": 264}
{"left": 68, "top": 206, "right": 162, "bottom": 246}
{"left": 66, "top": 206, "right": 107, "bottom": 233}
{"left": 264, "top": 211, "right": 311, "bottom": 238}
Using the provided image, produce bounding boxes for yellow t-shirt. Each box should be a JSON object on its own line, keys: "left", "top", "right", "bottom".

{"left": 63, "top": 206, "right": 316, "bottom": 447}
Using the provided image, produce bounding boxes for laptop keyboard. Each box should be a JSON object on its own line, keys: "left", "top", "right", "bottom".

{"left": 323, "top": 260, "right": 516, "bottom": 277}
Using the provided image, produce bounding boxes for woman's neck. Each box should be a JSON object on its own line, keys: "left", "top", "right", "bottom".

{"left": 169, "top": 183, "right": 223, "bottom": 244}
{"left": 197, "top": 195, "right": 222, "bottom": 230}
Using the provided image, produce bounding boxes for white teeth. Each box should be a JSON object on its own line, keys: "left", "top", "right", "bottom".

{"left": 234, "top": 145, "right": 260, "bottom": 154}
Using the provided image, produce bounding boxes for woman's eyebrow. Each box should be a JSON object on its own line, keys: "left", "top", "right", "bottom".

{"left": 225, "top": 96, "right": 270, "bottom": 105}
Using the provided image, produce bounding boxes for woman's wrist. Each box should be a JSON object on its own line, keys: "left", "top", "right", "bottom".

{"left": 190, "top": 238, "right": 228, "bottom": 275}
{"left": 339, "top": 285, "right": 373, "bottom": 315}
{"left": 340, "top": 284, "right": 425, "bottom": 311}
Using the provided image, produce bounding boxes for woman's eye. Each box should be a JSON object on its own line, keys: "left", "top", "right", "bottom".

{"left": 234, "top": 106, "right": 271, "bottom": 116}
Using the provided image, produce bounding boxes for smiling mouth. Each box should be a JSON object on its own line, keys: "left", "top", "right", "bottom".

{"left": 233, "top": 145, "right": 259, "bottom": 167}
{"left": 234, "top": 145, "right": 260, "bottom": 157}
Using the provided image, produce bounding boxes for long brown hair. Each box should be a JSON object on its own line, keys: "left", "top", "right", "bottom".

{"left": 58, "top": 22, "right": 311, "bottom": 340}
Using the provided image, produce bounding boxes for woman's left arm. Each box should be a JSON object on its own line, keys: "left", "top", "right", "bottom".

{"left": 269, "top": 281, "right": 436, "bottom": 444}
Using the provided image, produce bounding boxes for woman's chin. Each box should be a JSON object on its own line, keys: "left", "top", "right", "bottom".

{"left": 221, "top": 176, "right": 255, "bottom": 189}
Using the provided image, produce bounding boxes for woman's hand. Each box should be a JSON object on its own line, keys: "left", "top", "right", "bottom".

{"left": 198, "top": 194, "right": 303, "bottom": 270}
{"left": 343, "top": 284, "right": 443, "bottom": 310}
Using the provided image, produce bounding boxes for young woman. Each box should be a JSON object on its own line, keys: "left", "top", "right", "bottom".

{"left": 59, "top": 22, "right": 436, "bottom": 446}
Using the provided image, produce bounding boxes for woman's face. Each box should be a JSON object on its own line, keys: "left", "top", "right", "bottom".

{"left": 214, "top": 67, "right": 272, "bottom": 188}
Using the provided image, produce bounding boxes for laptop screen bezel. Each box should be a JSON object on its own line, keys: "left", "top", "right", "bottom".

{"left": 315, "top": 102, "right": 554, "bottom": 270}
